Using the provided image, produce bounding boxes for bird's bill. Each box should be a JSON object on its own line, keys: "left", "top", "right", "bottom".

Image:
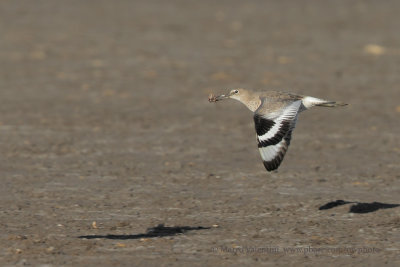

{"left": 214, "top": 94, "right": 228, "bottom": 101}
{"left": 209, "top": 90, "right": 234, "bottom": 102}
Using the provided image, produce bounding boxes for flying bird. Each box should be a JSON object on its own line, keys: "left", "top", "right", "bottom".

{"left": 209, "top": 89, "right": 347, "bottom": 171}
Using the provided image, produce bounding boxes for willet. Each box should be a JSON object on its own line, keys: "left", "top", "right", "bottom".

{"left": 209, "top": 89, "right": 347, "bottom": 171}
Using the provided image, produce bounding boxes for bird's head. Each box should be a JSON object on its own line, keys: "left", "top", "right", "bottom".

{"left": 211, "top": 88, "right": 261, "bottom": 112}
{"left": 214, "top": 88, "right": 246, "bottom": 102}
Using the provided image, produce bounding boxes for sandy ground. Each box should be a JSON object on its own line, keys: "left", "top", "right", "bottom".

{"left": 0, "top": 0, "right": 399, "bottom": 266}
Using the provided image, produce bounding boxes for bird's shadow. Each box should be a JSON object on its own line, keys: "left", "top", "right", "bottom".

{"left": 78, "top": 201, "right": 399, "bottom": 240}
{"left": 319, "top": 200, "right": 400, "bottom": 213}
{"left": 78, "top": 224, "right": 211, "bottom": 240}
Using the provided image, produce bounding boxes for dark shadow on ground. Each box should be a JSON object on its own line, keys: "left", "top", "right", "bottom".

{"left": 319, "top": 200, "right": 400, "bottom": 213}
{"left": 78, "top": 224, "right": 211, "bottom": 240}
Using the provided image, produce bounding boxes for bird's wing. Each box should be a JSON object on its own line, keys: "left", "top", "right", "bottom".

{"left": 254, "top": 100, "right": 301, "bottom": 171}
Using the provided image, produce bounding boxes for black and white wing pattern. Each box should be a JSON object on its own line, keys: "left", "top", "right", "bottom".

{"left": 253, "top": 100, "right": 301, "bottom": 171}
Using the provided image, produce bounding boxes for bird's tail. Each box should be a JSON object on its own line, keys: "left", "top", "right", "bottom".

{"left": 302, "top": 96, "right": 348, "bottom": 108}
{"left": 315, "top": 101, "right": 348, "bottom": 107}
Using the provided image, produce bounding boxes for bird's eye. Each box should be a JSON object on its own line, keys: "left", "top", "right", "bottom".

{"left": 234, "top": 90, "right": 239, "bottom": 93}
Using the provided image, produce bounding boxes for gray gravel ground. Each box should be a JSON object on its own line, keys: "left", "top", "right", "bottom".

{"left": 0, "top": 0, "right": 399, "bottom": 266}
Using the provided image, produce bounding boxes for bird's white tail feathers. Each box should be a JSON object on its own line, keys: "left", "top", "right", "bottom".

{"left": 302, "top": 96, "right": 348, "bottom": 109}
